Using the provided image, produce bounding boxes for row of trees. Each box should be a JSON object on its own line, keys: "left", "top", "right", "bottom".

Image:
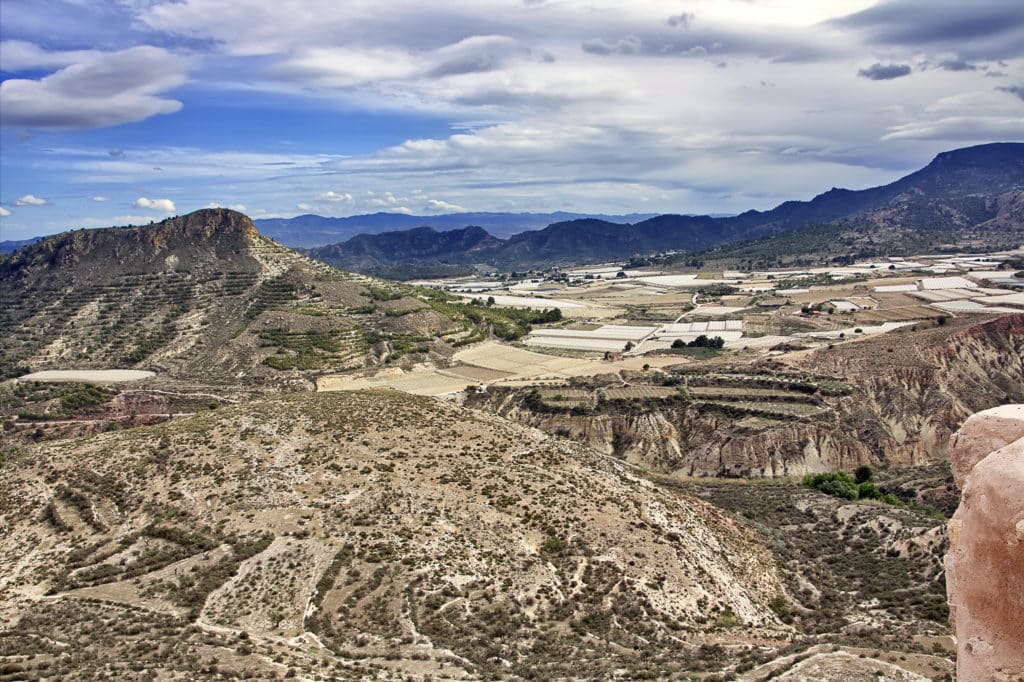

{"left": 671, "top": 335, "right": 725, "bottom": 349}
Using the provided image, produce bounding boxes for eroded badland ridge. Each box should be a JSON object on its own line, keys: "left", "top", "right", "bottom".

{"left": 2, "top": 203, "right": 1015, "bottom": 679}
{"left": 471, "top": 314, "right": 1024, "bottom": 478}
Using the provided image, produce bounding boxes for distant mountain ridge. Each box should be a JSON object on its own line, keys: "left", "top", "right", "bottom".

{"left": 0, "top": 237, "right": 41, "bottom": 254}
{"left": 255, "top": 211, "right": 661, "bottom": 247}
{"left": 305, "top": 143, "right": 1024, "bottom": 274}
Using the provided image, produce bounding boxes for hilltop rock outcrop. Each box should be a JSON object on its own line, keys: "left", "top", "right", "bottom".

{"left": 945, "top": 405, "right": 1024, "bottom": 682}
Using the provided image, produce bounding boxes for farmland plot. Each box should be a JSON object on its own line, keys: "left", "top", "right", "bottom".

{"left": 703, "top": 400, "right": 826, "bottom": 418}
{"left": 687, "top": 386, "right": 814, "bottom": 400}
{"left": 602, "top": 386, "right": 680, "bottom": 400}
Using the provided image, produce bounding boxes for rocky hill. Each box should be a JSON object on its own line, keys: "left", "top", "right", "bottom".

{"left": 0, "top": 390, "right": 790, "bottom": 680}
{"left": 0, "top": 209, "right": 550, "bottom": 383}
{"left": 470, "top": 315, "right": 1024, "bottom": 478}
{"left": 304, "top": 143, "right": 1024, "bottom": 274}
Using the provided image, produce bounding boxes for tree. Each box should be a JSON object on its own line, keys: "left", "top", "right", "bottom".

{"left": 855, "top": 465, "right": 874, "bottom": 484}
{"left": 857, "top": 481, "right": 881, "bottom": 500}
{"left": 486, "top": 296, "right": 495, "bottom": 306}
{"left": 671, "top": 338, "right": 685, "bottom": 349}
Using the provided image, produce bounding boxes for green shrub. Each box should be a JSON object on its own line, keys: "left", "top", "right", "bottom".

{"left": 857, "top": 481, "right": 881, "bottom": 500}
{"left": 802, "top": 472, "right": 858, "bottom": 500}
{"left": 541, "top": 537, "right": 566, "bottom": 554}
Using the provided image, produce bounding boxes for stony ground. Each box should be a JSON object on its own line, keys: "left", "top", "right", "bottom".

{"left": 2, "top": 391, "right": 800, "bottom": 680}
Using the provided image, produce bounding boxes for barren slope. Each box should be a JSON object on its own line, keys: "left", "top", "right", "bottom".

{"left": 0, "top": 391, "right": 788, "bottom": 680}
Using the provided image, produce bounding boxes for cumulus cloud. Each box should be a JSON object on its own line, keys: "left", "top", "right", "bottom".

{"left": 0, "top": 41, "right": 102, "bottom": 71}
{"left": 15, "top": 194, "right": 47, "bottom": 206}
{"left": 0, "top": 207, "right": 11, "bottom": 217}
{"left": 0, "top": 46, "right": 189, "bottom": 130}
{"left": 93, "top": 196, "right": 108, "bottom": 202}
{"left": 858, "top": 62, "right": 912, "bottom": 80}
{"left": 134, "top": 197, "right": 176, "bottom": 212}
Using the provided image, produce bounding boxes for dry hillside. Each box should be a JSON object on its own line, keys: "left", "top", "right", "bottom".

{"left": 0, "top": 209, "right": 547, "bottom": 384}
{"left": 0, "top": 391, "right": 791, "bottom": 680}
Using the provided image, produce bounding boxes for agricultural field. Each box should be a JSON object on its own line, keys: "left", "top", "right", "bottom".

{"left": 702, "top": 399, "right": 826, "bottom": 417}
{"left": 687, "top": 385, "right": 813, "bottom": 400}
{"left": 602, "top": 386, "right": 680, "bottom": 400}
{"left": 313, "top": 249, "right": 1021, "bottom": 410}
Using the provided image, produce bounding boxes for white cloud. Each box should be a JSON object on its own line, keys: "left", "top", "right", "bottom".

{"left": 93, "top": 196, "right": 108, "bottom": 202}
{"left": 134, "top": 197, "right": 176, "bottom": 212}
{"left": 0, "top": 41, "right": 102, "bottom": 71}
{"left": 0, "top": 207, "right": 11, "bottom": 216}
{"left": 15, "top": 194, "right": 47, "bottom": 206}
{"left": 319, "top": 191, "right": 353, "bottom": 203}
{"left": 0, "top": 46, "right": 189, "bottom": 130}
{"left": 425, "top": 199, "right": 467, "bottom": 212}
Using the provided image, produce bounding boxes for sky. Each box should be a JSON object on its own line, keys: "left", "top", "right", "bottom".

{"left": 1, "top": 0, "right": 1023, "bottom": 240}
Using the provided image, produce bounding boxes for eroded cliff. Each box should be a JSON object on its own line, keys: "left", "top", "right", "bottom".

{"left": 472, "top": 315, "right": 1024, "bottom": 476}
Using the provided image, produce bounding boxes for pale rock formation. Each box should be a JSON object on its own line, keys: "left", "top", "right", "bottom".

{"left": 946, "top": 405, "right": 1024, "bottom": 682}
{"left": 948, "top": 404, "right": 1024, "bottom": 488}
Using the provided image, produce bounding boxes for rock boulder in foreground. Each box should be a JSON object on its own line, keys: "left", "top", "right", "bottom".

{"left": 945, "top": 405, "right": 1024, "bottom": 682}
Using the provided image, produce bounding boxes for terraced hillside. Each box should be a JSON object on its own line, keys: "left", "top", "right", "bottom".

{"left": 0, "top": 391, "right": 790, "bottom": 680}
{"left": 470, "top": 367, "right": 855, "bottom": 475}
{"left": 471, "top": 314, "right": 1024, "bottom": 476}
{"left": 0, "top": 209, "right": 552, "bottom": 383}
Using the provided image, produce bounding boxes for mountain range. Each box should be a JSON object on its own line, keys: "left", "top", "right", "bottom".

{"left": 254, "top": 211, "right": 661, "bottom": 246}
{"left": 302, "top": 143, "right": 1024, "bottom": 275}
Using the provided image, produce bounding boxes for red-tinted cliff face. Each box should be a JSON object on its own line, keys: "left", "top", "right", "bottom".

{"left": 945, "top": 405, "right": 1024, "bottom": 682}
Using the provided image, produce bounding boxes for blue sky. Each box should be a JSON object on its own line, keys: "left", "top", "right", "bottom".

{"left": 1, "top": 0, "right": 1023, "bottom": 240}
